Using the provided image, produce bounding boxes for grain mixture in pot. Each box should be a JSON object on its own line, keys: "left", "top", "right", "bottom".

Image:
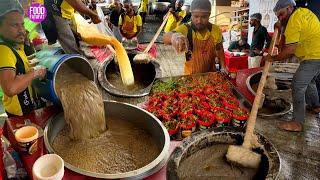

{"left": 55, "top": 65, "right": 107, "bottom": 140}
{"left": 52, "top": 118, "right": 160, "bottom": 173}
{"left": 178, "top": 144, "right": 257, "bottom": 180}
{"left": 53, "top": 64, "right": 160, "bottom": 173}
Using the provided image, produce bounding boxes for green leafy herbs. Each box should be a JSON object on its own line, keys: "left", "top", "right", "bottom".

{"left": 152, "top": 79, "right": 180, "bottom": 93}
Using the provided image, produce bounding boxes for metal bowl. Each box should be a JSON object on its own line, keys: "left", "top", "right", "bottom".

{"left": 98, "top": 53, "right": 161, "bottom": 97}
{"left": 246, "top": 71, "right": 291, "bottom": 95}
{"left": 167, "top": 127, "right": 281, "bottom": 179}
{"left": 44, "top": 101, "right": 170, "bottom": 179}
{"left": 246, "top": 71, "right": 292, "bottom": 117}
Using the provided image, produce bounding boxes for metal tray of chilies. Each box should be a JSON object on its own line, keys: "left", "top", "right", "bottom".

{"left": 144, "top": 72, "right": 252, "bottom": 140}
{"left": 149, "top": 72, "right": 252, "bottom": 111}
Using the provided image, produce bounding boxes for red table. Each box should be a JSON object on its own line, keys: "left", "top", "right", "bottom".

{"left": 224, "top": 51, "right": 249, "bottom": 71}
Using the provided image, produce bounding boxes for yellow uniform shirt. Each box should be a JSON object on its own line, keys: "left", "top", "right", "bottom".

{"left": 174, "top": 23, "right": 223, "bottom": 44}
{"left": 61, "top": 0, "right": 75, "bottom": 20}
{"left": 285, "top": 8, "right": 320, "bottom": 60}
{"left": 164, "top": 10, "right": 186, "bottom": 33}
{"left": 0, "top": 45, "right": 34, "bottom": 116}
{"left": 139, "top": 0, "right": 149, "bottom": 13}
{"left": 119, "top": 14, "right": 142, "bottom": 34}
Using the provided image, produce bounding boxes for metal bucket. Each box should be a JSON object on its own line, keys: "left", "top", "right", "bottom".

{"left": 167, "top": 127, "right": 281, "bottom": 179}
{"left": 44, "top": 101, "right": 170, "bottom": 179}
{"left": 33, "top": 54, "right": 95, "bottom": 104}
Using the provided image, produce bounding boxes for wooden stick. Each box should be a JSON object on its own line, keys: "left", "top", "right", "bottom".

{"left": 143, "top": 13, "right": 170, "bottom": 53}
{"left": 242, "top": 26, "right": 279, "bottom": 149}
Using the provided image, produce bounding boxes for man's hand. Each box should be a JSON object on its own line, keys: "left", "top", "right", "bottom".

{"left": 32, "top": 65, "right": 47, "bottom": 79}
{"left": 253, "top": 49, "right": 261, "bottom": 55}
{"left": 171, "top": 33, "right": 188, "bottom": 54}
{"left": 264, "top": 54, "right": 274, "bottom": 62}
{"left": 169, "top": 8, "right": 174, "bottom": 13}
{"left": 90, "top": 14, "right": 101, "bottom": 24}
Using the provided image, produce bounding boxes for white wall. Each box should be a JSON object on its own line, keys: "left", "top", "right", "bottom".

{"left": 214, "top": 6, "right": 239, "bottom": 25}
{"left": 248, "top": 0, "right": 278, "bottom": 44}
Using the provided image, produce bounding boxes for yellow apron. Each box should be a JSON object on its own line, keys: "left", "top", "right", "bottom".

{"left": 184, "top": 34, "right": 217, "bottom": 75}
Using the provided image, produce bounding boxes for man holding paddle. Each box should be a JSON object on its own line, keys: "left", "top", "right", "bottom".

{"left": 163, "top": 0, "right": 226, "bottom": 75}
{"left": 265, "top": 0, "right": 320, "bottom": 132}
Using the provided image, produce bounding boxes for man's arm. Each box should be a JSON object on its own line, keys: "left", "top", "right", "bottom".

{"left": 163, "top": 32, "right": 174, "bottom": 45}
{"left": 65, "top": 0, "right": 100, "bottom": 23}
{"left": 216, "top": 42, "right": 226, "bottom": 70}
{"left": 119, "top": 25, "right": 126, "bottom": 37}
{"left": 265, "top": 43, "right": 297, "bottom": 62}
{"left": 272, "top": 43, "right": 297, "bottom": 61}
{"left": 171, "top": 12, "right": 183, "bottom": 22}
{"left": 134, "top": 26, "right": 141, "bottom": 38}
{"left": 0, "top": 70, "right": 35, "bottom": 97}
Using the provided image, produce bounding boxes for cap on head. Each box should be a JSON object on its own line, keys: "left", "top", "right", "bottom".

{"left": 190, "top": 0, "right": 211, "bottom": 13}
{"left": 0, "top": 0, "right": 24, "bottom": 17}
{"left": 250, "top": 13, "right": 262, "bottom": 21}
{"left": 273, "top": 0, "right": 296, "bottom": 13}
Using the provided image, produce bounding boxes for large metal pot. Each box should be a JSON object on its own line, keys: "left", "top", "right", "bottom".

{"left": 246, "top": 71, "right": 292, "bottom": 117}
{"left": 44, "top": 101, "right": 170, "bottom": 179}
{"left": 151, "top": 2, "right": 171, "bottom": 12}
{"left": 98, "top": 53, "right": 161, "bottom": 97}
{"left": 167, "top": 127, "right": 281, "bottom": 179}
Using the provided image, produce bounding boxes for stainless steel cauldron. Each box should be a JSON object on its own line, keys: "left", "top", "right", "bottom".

{"left": 44, "top": 101, "right": 170, "bottom": 179}
{"left": 98, "top": 53, "right": 161, "bottom": 97}
{"left": 167, "top": 127, "right": 281, "bottom": 179}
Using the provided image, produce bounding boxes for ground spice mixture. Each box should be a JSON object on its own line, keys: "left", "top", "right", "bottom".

{"left": 53, "top": 64, "right": 160, "bottom": 173}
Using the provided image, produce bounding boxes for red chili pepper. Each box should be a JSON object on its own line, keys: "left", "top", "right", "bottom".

{"left": 232, "top": 107, "right": 249, "bottom": 121}
{"left": 214, "top": 108, "right": 232, "bottom": 123}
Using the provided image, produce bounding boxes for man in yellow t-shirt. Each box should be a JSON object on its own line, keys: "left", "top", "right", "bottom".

{"left": 163, "top": 0, "right": 226, "bottom": 75}
{"left": 265, "top": 0, "right": 320, "bottom": 132}
{"left": 43, "top": 0, "right": 101, "bottom": 54}
{"left": 164, "top": 0, "right": 186, "bottom": 33}
{"left": 0, "top": 0, "right": 46, "bottom": 116}
{"left": 138, "top": 0, "right": 148, "bottom": 23}
{"left": 119, "top": 0, "right": 142, "bottom": 40}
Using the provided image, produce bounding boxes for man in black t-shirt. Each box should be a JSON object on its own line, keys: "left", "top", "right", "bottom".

{"left": 248, "top": 13, "right": 271, "bottom": 68}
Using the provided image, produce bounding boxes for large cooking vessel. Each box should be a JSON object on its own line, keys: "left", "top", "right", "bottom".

{"left": 98, "top": 53, "right": 161, "bottom": 97}
{"left": 167, "top": 127, "right": 281, "bottom": 179}
{"left": 151, "top": 2, "right": 170, "bottom": 13}
{"left": 44, "top": 101, "right": 170, "bottom": 179}
{"left": 247, "top": 71, "right": 291, "bottom": 95}
{"left": 246, "top": 71, "right": 292, "bottom": 117}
